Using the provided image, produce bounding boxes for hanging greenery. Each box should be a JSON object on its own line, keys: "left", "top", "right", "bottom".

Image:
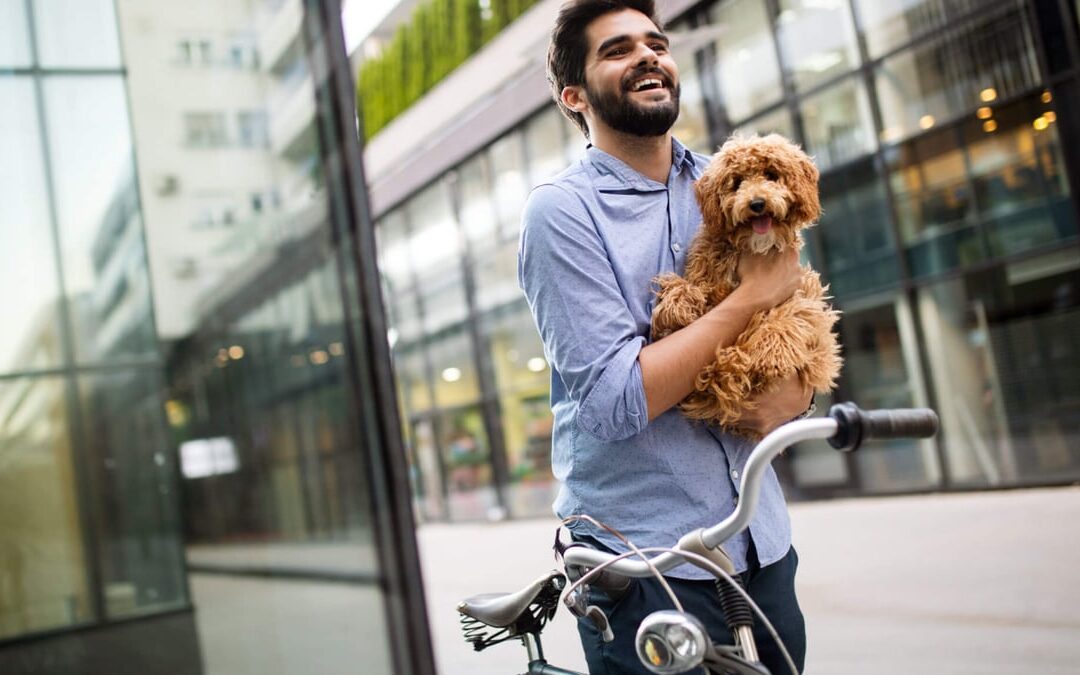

{"left": 356, "top": 0, "right": 539, "bottom": 141}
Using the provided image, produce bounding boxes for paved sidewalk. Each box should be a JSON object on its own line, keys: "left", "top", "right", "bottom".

{"left": 418, "top": 486, "right": 1080, "bottom": 675}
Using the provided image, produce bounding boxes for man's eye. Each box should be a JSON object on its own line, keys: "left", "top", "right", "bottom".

{"left": 650, "top": 43, "right": 668, "bottom": 53}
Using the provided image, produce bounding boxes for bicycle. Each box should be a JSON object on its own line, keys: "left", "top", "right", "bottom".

{"left": 456, "top": 402, "right": 939, "bottom": 674}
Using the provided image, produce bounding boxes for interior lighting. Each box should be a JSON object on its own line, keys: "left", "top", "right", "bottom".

{"left": 228, "top": 345, "right": 244, "bottom": 359}
{"left": 310, "top": 349, "right": 330, "bottom": 365}
{"left": 527, "top": 357, "right": 547, "bottom": 373}
{"left": 980, "top": 87, "right": 997, "bottom": 102}
{"left": 919, "top": 115, "right": 935, "bottom": 129}
{"left": 442, "top": 367, "right": 462, "bottom": 382}
{"left": 1041, "top": 90, "right": 1052, "bottom": 103}
{"left": 982, "top": 119, "right": 998, "bottom": 133}
{"left": 976, "top": 107, "right": 992, "bottom": 120}
{"left": 1033, "top": 116, "right": 1049, "bottom": 131}
{"left": 329, "top": 342, "right": 344, "bottom": 356}
{"left": 1044, "top": 110, "right": 1056, "bottom": 123}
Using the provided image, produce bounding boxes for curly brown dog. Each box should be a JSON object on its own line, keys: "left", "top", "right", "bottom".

{"left": 651, "top": 134, "right": 842, "bottom": 437}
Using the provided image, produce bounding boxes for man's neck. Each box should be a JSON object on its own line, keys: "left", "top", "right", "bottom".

{"left": 591, "top": 128, "right": 673, "bottom": 184}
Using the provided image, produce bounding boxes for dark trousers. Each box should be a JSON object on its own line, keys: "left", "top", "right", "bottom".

{"left": 573, "top": 538, "right": 805, "bottom": 675}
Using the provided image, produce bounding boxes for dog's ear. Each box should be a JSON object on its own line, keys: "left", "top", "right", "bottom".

{"left": 790, "top": 151, "right": 821, "bottom": 225}
{"left": 694, "top": 165, "right": 726, "bottom": 230}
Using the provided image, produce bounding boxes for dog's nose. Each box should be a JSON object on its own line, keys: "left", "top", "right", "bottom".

{"left": 750, "top": 198, "right": 766, "bottom": 214}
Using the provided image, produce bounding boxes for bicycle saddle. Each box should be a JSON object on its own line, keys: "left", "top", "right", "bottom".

{"left": 456, "top": 570, "right": 565, "bottom": 628}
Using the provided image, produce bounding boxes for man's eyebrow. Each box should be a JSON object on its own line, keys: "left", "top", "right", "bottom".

{"left": 596, "top": 31, "right": 669, "bottom": 55}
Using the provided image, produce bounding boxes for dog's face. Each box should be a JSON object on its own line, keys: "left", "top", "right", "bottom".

{"left": 695, "top": 134, "right": 820, "bottom": 254}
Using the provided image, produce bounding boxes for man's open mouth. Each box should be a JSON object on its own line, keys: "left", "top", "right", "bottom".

{"left": 750, "top": 215, "right": 773, "bottom": 234}
{"left": 629, "top": 78, "right": 665, "bottom": 92}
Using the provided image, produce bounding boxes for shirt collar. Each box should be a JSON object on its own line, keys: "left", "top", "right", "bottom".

{"left": 585, "top": 137, "right": 695, "bottom": 192}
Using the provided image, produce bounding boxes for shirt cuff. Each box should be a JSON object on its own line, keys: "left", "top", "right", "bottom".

{"left": 576, "top": 336, "right": 648, "bottom": 441}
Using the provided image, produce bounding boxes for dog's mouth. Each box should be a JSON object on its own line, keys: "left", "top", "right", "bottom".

{"left": 750, "top": 215, "right": 773, "bottom": 235}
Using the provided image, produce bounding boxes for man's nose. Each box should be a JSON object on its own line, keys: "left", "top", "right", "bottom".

{"left": 750, "top": 198, "right": 766, "bottom": 214}
{"left": 634, "top": 43, "right": 660, "bottom": 65}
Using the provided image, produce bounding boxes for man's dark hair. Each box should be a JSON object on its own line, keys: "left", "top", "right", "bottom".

{"left": 547, "top": 0, "right": 663, "bottom": 138}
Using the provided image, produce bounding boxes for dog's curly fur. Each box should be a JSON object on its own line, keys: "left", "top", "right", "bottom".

{"left": 651, "top": 134, "right": 842, "bottom": 437}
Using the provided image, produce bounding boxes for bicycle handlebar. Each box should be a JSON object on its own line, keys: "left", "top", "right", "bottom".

{"left": 562, "top": 404, "right": 938, "bottom": 578}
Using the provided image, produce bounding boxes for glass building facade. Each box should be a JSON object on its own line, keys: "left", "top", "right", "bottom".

{"left": 1, "top": 0, "right": 432, "bottom": 673}
{"left": 373, "top": 0, "right": 1080, "bottom": 521}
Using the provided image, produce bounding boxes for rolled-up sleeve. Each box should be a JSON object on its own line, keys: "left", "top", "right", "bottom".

{"left": 518, "top": 184, "right": 648, "bottom": 441}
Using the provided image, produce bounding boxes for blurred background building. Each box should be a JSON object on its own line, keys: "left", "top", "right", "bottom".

{"left": 0, "top": 0, "right": 1078, "bottom": 673}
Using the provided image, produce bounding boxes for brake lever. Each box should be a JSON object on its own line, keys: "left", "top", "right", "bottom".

{"left": 564, "top": 585, "right": 615, "bottom": 643}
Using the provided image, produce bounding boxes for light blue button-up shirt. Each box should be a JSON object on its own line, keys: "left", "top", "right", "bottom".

{"left": 518, "top": 139, "right": 791, "bottom": 578}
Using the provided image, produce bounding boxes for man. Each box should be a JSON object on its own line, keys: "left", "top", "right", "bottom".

{"left": 517, "top": 1, "right": 811, "bottom": 672}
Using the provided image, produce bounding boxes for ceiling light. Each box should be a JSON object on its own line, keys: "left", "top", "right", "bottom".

{"left": 228, "top": 345, "right": 244, "bottom": 359}
{"left": 980, "top": 87, "right": 997, "bottom": 102}
{"left": 527, "top": 357, "right": 547, "bottom": 373}
{"left": 1044, "top": 110, "right": 1056, "bottom": 123}
{"left": 1041, "top": 90, "right": 1052, "bottom": 103}
{"left": 442, "top": 367, "right": 462, "bottom": 382}
{"left": 919, "top": 115, "right": 935, "bottom": 129}
{"left": 976, "top": 107, "right": 992, "bottom": 120}
{"left": 1033, "top": 116, "right": 1049, "bottom": 131}
{"left": 982, "top": 119, "right": 997, "bottom": 133}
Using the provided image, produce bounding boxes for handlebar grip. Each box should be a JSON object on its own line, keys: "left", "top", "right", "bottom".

{"left": 828, "top": 402, "right": 939, "bottom": 452}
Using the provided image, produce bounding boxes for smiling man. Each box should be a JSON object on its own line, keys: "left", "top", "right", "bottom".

{"left": 518, "top": 1, "right": 812, "bottom": 673}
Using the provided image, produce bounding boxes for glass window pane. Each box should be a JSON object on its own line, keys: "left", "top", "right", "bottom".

{"left": 457, "top": 154, "right": 498, "bottom": 255}
{"left": 708, "top": 0, "right": 783, "bottom": 123}
{"left": 963, "top": 93, "right": 1077, "bottom": 257}
{"left": 817, "top": 158, "right": 900, "bottom": 296}
{"left": 35, "top": 0, "right": 122, "bottom": 68}
{"left": 799, "top": 77, "right": 875, "bottom": 170}
{"left": 774, "top": 0, "right": 859, "bottom": 92}
{"left": 523, "top": 107, "right": 567, "bottom": 187}
{"left": 733, "top": 105, "right": 795, "bottom": 138}
{"left": 668, "top": 25, "right": 710, "bottom": 153}
{"left": 489, "top": 130, "right": 528, "bottom": 242}
{"left": 0, "top": 0, "right": 31, "bottom": 67}
{"left": 853, "top": 0, "right": 946, "bottom": 58}
{"left": 0, "top": 78, "right": 64, "bottom": 374}
{"left": 562, "top": 115, "right": 588, "bottom": 165}
{"left": 0, "top": 375, "right": 93, "bottom": 638}
{"left": 407, "top": 181, "right": 462, "bottom": 281}
{"left": 917, "top": 261, "right": 1080, "bottom": 487}
{"left": 887, "top": 127, "right": 982, "bottom": 278}
{"left": 875, "top": 7, "right": 1042, "bottom": 144}
{"left": 80, "top": 369, "right": 186, "bottom": 618}
{"left": 438, "top": 404, "right": 496, "bottom": 522}
{"left": 474, "top": 240, "right": 520, "bottom": 312}
{"left": 376, "top": 208, "right": 413, "bottom": 295}
{"left": 43, "top": 76, "right": 157, "bottom": 365}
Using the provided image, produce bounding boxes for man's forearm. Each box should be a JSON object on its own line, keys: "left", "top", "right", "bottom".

{"left": 639, "top": 285, "right": 763, "bottom": 421}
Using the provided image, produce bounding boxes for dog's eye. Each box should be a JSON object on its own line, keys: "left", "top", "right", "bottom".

{"left": 765, "top": 170, "right": 779, "bottom": 182}
{"left": 730, "top": 177, "right": 742, "bottom": 191}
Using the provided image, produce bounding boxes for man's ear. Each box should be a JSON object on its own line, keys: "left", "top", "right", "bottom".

{"left": 561, "top": 85, "right": 588, "bottom": 114}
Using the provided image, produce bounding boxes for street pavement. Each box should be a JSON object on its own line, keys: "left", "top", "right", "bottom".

{"left": 418, "top": 486, "right": 1080, "bottom": 675}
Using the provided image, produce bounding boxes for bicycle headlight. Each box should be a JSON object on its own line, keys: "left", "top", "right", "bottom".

{"left": 635, "top": 610, "right": 707, "bottom": 674}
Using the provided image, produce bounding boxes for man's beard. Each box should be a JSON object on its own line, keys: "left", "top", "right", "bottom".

{"left": 586, "top": 68, "right": 680, "bottom": 137}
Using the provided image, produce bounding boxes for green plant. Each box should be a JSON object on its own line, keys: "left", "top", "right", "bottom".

{"left": 356, "top": 0, "right": 538, "bottom": 140}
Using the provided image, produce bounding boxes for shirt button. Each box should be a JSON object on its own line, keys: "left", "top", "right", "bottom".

{"left": 731, "top": 469, "right": 739, "bottom": 480}
{"left": 673, "top": 242, "right": 682, "bottom": 253}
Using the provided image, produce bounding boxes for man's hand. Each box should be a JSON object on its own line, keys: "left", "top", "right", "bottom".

{"left": 741, "top": 373, "right": 813, "bottom": 437}
{"left": 735, "top": 247, "right": 802, "bottom": 312}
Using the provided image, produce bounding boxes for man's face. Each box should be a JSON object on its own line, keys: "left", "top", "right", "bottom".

{"left": 580, "top": 9, "right": 680, "bottom": 137}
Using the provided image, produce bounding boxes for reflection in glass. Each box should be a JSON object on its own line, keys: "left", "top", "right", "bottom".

{"left": 489, "top": 130, "right": 529, "bottom": 242}
{"left": 887, "top": 127, "right": 981, "bottom": 277}
{"left": 523, "top": 107, "right": 568, "bottom": 187}
{"left": 438, "top": 405, "right": 496, "bottom": 522}
{"left": 457, "top": 154, "right": 498, "bottom": 256}
{"left": 0, "top": 78, "right": 64, "bottom": 374}
{"left": 0, "top": 376, "right": 92, "bottom": 638}
{"left": 0, "top": 0, "right": 31, "bottom": 67}
{"left": 917, "top": 261, "right": 1080, "bottom": 486}
{"left": 408, "top": 180, "right": 462, "bottom": 281}
{"left": 875, "top": 8, "right": 1041, "bottom": 144}
{"left": 838, "top": 300, "right": 935, "bottom": 491}
{"left": 80, "top": 369, "right": 186, "bottom": 618}
{"left": 817, "top": 159, "right": 899, "bottom": 296}
{"left": 376, "top": 208, "right": 413, "bottom": 295}
{"left": 669, "top": 24, "right": 710, "bottom": 153}
{"left": 474, "top": 240, "right": 521, "bottom": 312}
{"left": 34, "top": 0, "right": 122, "bottom": 68}
{"left": 708, "top": 0, "right": 783, "bottom": 123}
{"left": 773, "top": 0, "right": 859, "bottom": 92}
{"left": 853, "top": 0, "right": 1003, "bottom": 58}
{"left": 799, "top": 77, "right": 875, "bottom": 170}
{"left": 43, "top": 76, "right": 157, "bottom": 365}
{"left": 482, "top": 301, "right": 557, "bottom": 517}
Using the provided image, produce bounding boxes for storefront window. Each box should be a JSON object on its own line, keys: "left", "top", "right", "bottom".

{"left": 875, "top": 7, "right": 1042, "bottom": 144}
{"left": 799, "top": 76, "right": 875, "bottom": 170}
{"left": 376, "top": 208, "right": 413, "bottom": 295}
{"left": 34, "top": 0, "right": 122, "bottom": 68}
{"left": 773, "top": 0, "right": 859, "bottom": 92}
{"left": 0, "top": 0, "right": 31, "bottom": 67}
{"left": 817, "top": 158, "right": 900, "bottom": 296}
{"left": 852, "top": 0, "right": 948, "bottom": 58}
{"left": 523, "top": 107, "right": 569, "bottom": 188}
{"left": 489, "top": 130, "right": 529, "bottom": 243}
{"left": 669, "top": 22, "right": 710, "bottom": 153}
{"left": 707, "top": 0, "right": 782, "bottom": 125}
{"left": 457, "top": 154, "right": 498, "bottom": 258}
{"left": 916, "top": 257, "right": 1080, "bottom": 486}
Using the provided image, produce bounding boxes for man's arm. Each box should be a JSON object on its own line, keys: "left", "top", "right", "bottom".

{"left": 639, "top": 247, "right": 807, "bottom": 432}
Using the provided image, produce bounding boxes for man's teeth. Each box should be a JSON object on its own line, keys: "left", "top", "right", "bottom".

{"left": 632, "top": 78, "right": 663, "bottom": 92}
